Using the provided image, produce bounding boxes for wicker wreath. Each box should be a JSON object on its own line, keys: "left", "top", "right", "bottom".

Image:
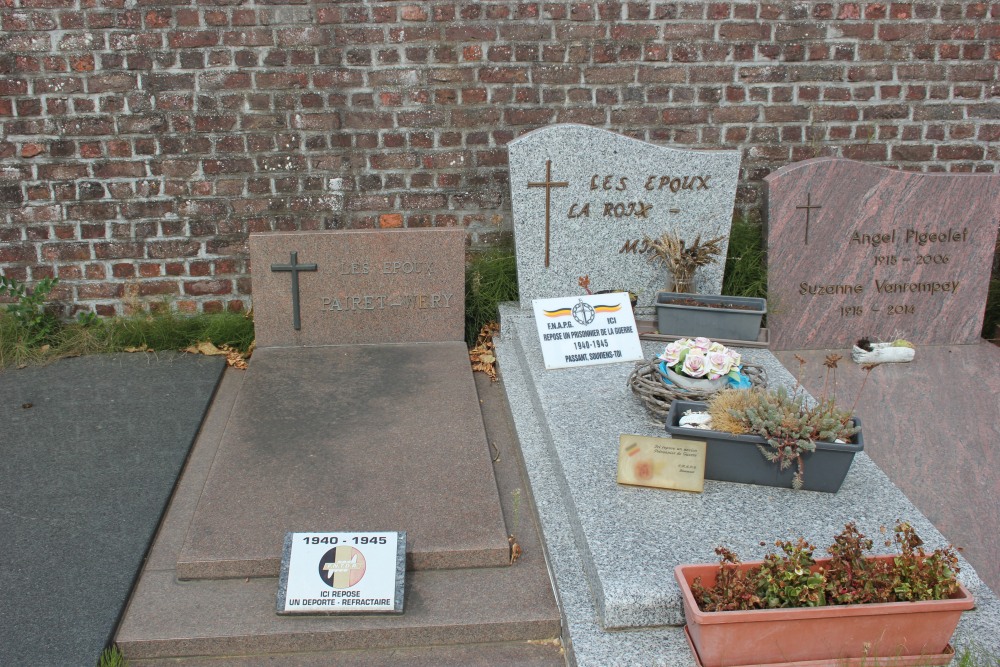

{"left": 627, "top": 359, "right": 768, "bottom": 423}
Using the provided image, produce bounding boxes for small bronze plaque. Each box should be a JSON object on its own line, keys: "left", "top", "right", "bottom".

{"left": 616, "top": 435, "right": 706, "bottom": 493}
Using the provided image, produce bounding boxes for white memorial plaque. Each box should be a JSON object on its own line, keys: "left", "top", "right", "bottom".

{"left": 532, "top": 292, "right": 643, "bottom": 369}
{"left": 276, "top": 531, "right": 405, "bottom": 615}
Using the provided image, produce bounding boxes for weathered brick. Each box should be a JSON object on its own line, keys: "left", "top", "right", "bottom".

{"left": 183, "top": 279, "right": 232, "bottom": 296}
{"left": 0, "top": 3, "right": 995, "bottom": 315}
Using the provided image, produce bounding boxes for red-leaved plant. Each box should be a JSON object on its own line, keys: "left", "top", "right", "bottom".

{"left": 692, "top": 521, "right": 961, "bottom": 612}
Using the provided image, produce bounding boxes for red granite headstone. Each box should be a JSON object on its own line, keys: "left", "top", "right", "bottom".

{"left": 765, "top": 158, "right": 1000, "bottom": 350}
{"left": 250, "top": 229, "right": 465, "bottom": 347}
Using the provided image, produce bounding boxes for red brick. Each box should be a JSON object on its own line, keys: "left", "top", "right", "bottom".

{"left": 183, "top": 279, "right": 232, "bottom": 296}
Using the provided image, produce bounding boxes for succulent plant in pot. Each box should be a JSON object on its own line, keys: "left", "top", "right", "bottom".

{"left": 708, "top": 383, "right": 859, "bottom": 489}
{"left": 676, "top": 521, "right": 973, "bottom": 667}
{"left": 666, "top": 355, "right": 875, "bottom": 491}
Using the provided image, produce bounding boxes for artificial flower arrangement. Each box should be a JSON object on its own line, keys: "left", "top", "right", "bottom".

{"left": 657, "top": 337, "right": 751, "bottom": 391}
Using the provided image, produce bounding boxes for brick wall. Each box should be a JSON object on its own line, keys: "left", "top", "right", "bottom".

{"left": 1, "top": 1, "right": 997, "bottom": 316}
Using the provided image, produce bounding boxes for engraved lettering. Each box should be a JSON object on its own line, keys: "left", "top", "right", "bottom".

{"left": 799, "top": 282, "right": 865, "bottom": 296}
{"left": 619, "top": 239, "right": 640, "bottom": 254}
{"left": 874, "top": 280, "right": 960, "bottom": 295}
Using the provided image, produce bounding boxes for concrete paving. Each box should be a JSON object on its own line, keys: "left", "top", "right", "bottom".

{"left": 0, "top": 352, "right": 225, "bottom": 667}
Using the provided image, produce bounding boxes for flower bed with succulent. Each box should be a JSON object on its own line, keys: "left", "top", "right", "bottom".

{"left": 677, "top": 522, "right": 973, "bottom": 667}
{"left": 666, "top": 355, "right": 873, "bottom": 491}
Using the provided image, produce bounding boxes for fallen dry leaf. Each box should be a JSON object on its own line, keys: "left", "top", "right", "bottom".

{"left": 509, "top": 535, "right": 522, "bottom": 565}
{"left": 182, "top": 340, "right": 250, "bottom": 369}
{"left": 183, "top": 341, "right": 226, "bottom": 356}
{"left": 220, "top": 344, "right": 248, "bottom": 370}
{"left": 469, "top": 322, "right": 500, "bottom": 381}
{"left": 123, "top": 344, "right": 149, "bottom": 353}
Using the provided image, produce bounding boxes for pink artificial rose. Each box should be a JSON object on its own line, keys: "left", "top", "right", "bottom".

{"left": 706, "top": 350, "right": 731, "bottom": 379}
{"left": 692, "top": 337, "right": 712, "bottom": 351}
{"left": 659, "top": 341, "right": 684, "bottom": 366}
{"left": 681, "top": 350, "right": 709, "bottom": 377}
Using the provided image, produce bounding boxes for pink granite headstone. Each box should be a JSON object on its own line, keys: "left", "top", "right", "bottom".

{"left": 250, "top": 229, "right": 465, "bottom": 347}
{"left": 765, "top": 158, "right": 1000, "bottom": 350}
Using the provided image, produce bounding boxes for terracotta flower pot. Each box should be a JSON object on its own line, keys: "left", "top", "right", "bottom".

{"left": 675, "top": 556, "right": 974, "bottom": 667}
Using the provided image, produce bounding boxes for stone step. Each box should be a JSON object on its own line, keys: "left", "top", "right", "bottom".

{"left": 116, "top": 365, "right": 563, "bottom": 663}
{"left": 175, "top": 343, "right": 511, "bottom": 580}
{"left": 128, "top": 640, "right": 565, "bottom": 667}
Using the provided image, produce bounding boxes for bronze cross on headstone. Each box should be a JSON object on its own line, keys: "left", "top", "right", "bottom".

{"left": 795, "top": 193, "right": 822, "bottom": 246}
{"left": 270, "top": 251, "right": 317, "bottom": 331}
{"left": 527, "top": 159, "right": 569, "bottom": 268}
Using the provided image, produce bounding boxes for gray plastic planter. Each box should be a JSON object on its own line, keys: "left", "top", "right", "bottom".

{"left": 665, "top": 400, "right": 863, "bottom": 493}
{"left": 654, "top": 292, "right": 766, "bottom": 342}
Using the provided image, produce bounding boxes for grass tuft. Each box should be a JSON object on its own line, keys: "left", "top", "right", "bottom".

{"left": 721, "top": 215, "right": 768, "bottom": 301}
{"left": 465, "top": 245, "right": 519, "bottom": 346}
{"left": 97, "top": 645, "right": 127, "bottom": 667}
{"left": 105, "top": 311, "right": 255, "bottom": 353}
{"left": 957, "top": 643, "right": 1000, "bottom": 667}
{"left": 0, "top": 310, "right": 255, "bottom": 369}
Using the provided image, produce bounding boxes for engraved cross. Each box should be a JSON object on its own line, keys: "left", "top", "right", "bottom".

{"left": 270, "top": 251, "right": 318, "bottom": 331}
{"left": 795, "top": 193, "right": 822, "bottom": 246}
{"left": 527, "top": 159, "right": 569, "bottom": 268}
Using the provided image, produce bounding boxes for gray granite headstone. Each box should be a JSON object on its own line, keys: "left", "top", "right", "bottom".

{"left": 508, "top": 124, "right": 741, "bottom": 307}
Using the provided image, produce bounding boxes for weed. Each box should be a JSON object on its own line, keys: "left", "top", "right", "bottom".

{"left": 957, "top": 643, "right": 1000, "bottom": 667}
{"left": 983, "top": 277, "right": 1000, "bottom": 340}
{"left": 106, "top": 311, "right": 255, "bottom": 353}
{"left": 1, "top": 309, "right": 256, "bottom": 369}
{"left": 0, "top": 274, "right": 61, "bottom": 345}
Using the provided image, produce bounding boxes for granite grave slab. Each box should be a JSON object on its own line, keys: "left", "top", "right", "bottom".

{"left": 508, "top": 124, "right": 741, "bottom": 307}
{"left": 494, "top": 304, "right": 1000, "bottom": 639}
{"left": 176, "top": 343, "right": 510, "bottom": 579}
{"left": 115, "top": 368, "right": 562, "bottom": 663}
{"left": 494, "top": 304, "right": 1000, "bottom": 664}
{"left": 251, "top": 229, "right": 464, "bottom": 347}
{"left": 776, "top": 343, "right": 1000, "bottom": 596}
{"left": 765, "top": 158, "right": 1000, "bottom": 349}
